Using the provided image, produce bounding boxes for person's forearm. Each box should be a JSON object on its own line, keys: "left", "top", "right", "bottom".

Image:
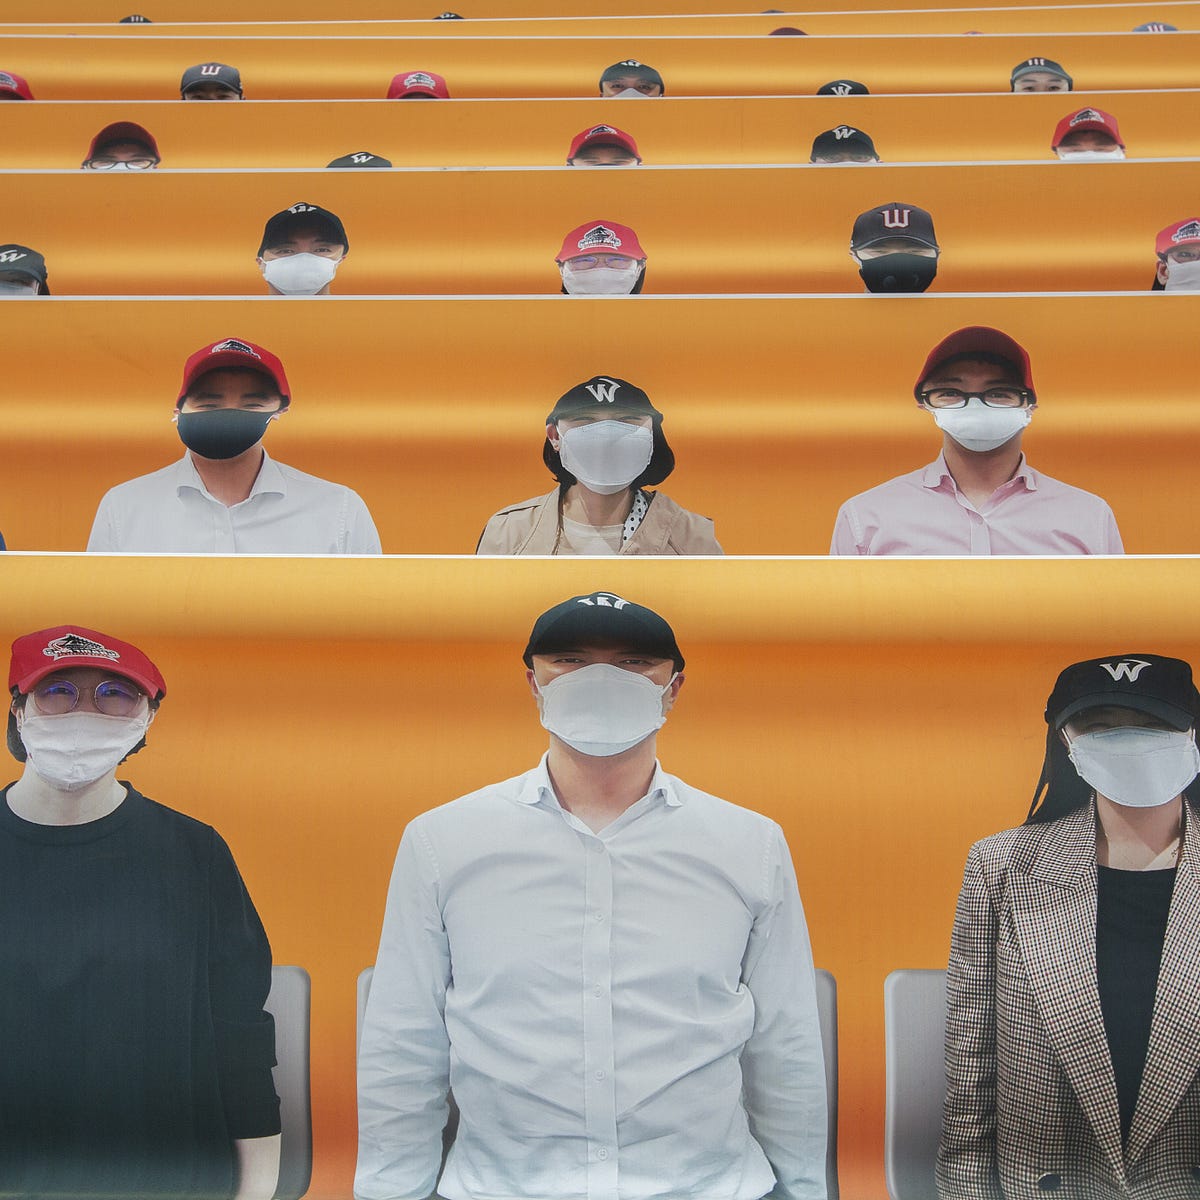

{"left": 233, "top": 1133, "right": 281, "bottom": 1200}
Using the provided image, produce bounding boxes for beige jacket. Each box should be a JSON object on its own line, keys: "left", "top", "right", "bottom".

{"left": 475, "top": 489, "right": 722, "bottom": 555}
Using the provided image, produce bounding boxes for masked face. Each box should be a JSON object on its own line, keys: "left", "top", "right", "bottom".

{"left": 175, "top": 367, "right": 285, "bottom": 460}
{"left": 931, "top": 398, "right": 1032, "bottom": 452}
{"left": 1064, "top": 716, "right": 1200, "bottom": 808}
{"left": 534, "top": 661, "right": 677, "bottom": 756}
{"left": 554, "top": 418, "right": 654, "bottom": 494}
{"left": 1160, "top": 257, "right": 1200, "bottom": 292}
{"left": 1056, "top": 147, "right": 1126, "bottom": 162}
{"left": 258, "top": 226, "right": 346, "bottom": 295}
{"left": 560, "top": 256, "right": 642, "bottom": 295}
{"left": 855, "top": 244, "right": 939, "bottom": 293}
{"left": 0, "top": 278, "right": 39, "bottom": 297}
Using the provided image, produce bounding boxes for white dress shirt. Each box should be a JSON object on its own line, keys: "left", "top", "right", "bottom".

{"left": 355, "top": 755, "right": 826, "bottom": 1200}
{"left": 86, "top": 452, "right": 381, "bottom": 554}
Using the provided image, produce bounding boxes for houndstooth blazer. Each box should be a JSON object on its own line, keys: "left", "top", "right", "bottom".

{"left": 936, "top": 801, "right": 1200, "bottom": 1200}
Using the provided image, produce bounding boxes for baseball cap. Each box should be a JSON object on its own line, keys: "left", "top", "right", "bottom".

{"left": 811, "top": 126, "right": 877, "bottom": 161}
{"left": 0, "top": 245, "right": 50, "bottom": 294}
{"left": 567, "top": 124, "right": 641, "bottom": 163}
{"left": 327, "top": 151, "right": 392, "bottom": 169}
{"left": 851, "top": 202, "right": 937, "bottom": 251}
{"left": 180, "top": 62, "right": 242, "bottom": 97}
{"left": 1052, "top": 107, "right": 1124, "bottom": 149}
{"left": 258, "top": 202, "right": 349, "bottom": 256}
{"left": 543, "top": 376, "right": 674, "bottom": 485}
{"left": 523, "top": 593, "right": 684, "bottom": 671}
{"left": 433, "top": 10, "right": 463, "bottom": 16}
{"left": 1046, "top": 654, "right": 1200, "bottom": 731}
{"left": 10, "top": 626, "right": 166, "bottom": 700}
{"left": 599, "top": 60, "right": 664, "bottom": 93}
{"left": 556, "top": 221, "right": 646, "bottom": 263}
{"left": 387, "top": 70, "right": 449, "bottom": 99}
{"left": 914, "top": 326, "right": 1035, "bottom": 399}
{"left": 1156, "top": 217, "right": 1200, "bottom": 257}
{"left": 84, "top": 121, "right": 159, "bottom": 164}
{"left": 118, "top": 13, "right": 152, "bottom": 21}
{"left": 0, "top": 71, "right": 34, "bottom": 100}
{"left": 769, "top": 26, "right": 807, "bottom": 34}
{"left": 1011, "top": 57, "right": 1072, "bottom": 88}
{"left": 177, "top": 338, "right": 291, "bottom": 407}
{"left": 817, "top": 79, "right": 869, "bottom": 95}
{"left": 1133, "top": 21, "right": 1177, "bottom": 29}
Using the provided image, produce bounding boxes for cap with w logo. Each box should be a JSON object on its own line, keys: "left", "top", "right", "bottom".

{"left": 546, "top": 376, "right": 660, "bottom": 422}
{"left": 1046, "top": 653, "right": 1200, "bottom": 730}
{"left": 9, "top": 625, "right": 166, "bottom": 699}
{"left": 180, "top": 62, "right": 242, "bottom": 96}
{"left": 850, "top": 202, "right": 937, "bottom": 251}
{"left": 0, "top": 244, "right": 50, "bottom": 293}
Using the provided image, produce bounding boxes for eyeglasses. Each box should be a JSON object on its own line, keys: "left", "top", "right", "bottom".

{"left": 32, "top": 677, "right": 146, "bottom": 717}
{"left": 85, "top": 157, "right": 158, "bottom": 171}
{"left": 918, "top": 387, "right": 1032, "bottom": 409}
{"left": 568, "top": 255, "right": 636, "bottom": 271}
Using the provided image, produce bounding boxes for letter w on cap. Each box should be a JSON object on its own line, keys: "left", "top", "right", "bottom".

{"left": 585, "top": 378, "right": 621, "bottom": 404}
{"left": 199, "top": 64, "right": 223, "bottom": 75}
{"left": 881, "top": 208, "right": 911, "bottom": 229}
{"left": 0, "top": 250, "right": 27, "bottom": 264}
{"left": 1100, "top": 659, "right": 1152, "bottom": 682}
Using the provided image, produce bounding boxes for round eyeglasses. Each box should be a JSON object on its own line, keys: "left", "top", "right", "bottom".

{"left": 32, "top": 677, "right": 145, "bottom": 717}
{"left": 85, "top": 157, "right": 158, "bottom": 171}
{"left": 918, "top": 387, "right": 1032, "bottom": 409}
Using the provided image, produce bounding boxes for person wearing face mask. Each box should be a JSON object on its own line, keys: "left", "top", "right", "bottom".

{"left": 475, "top": 375, "right": 721, "bottom": 554}
{"left": 357, "top": 590, "right": 827, "bottom": 1200}
{"left": 1152, "top": 217, "right": 1200, "bottom": 292}
{"left": 830, "top": 326, "right": 1123, "bottom": 555}
{"left": 556, "top": 220, "right": 647, "bottom": 295}
{"left": 0, "top": 243, "right": 50, "bottom": 297}
{"left": 256, "top": 201, "right": 349, "bottom": 296}
{"left": 1051, "top": 107, "right": 1126, "bottom": 161}
{"left": 598, "top": 59, "right": 665, "bottom": 98}
{"left": 938, "top": 652, "right": 1200, "bottom": 1200}
{"left": 80, "top": 121, "right": 160, "bottom": 171}
{"left": 0, "top": 625, "right": 281, "bottom": 1200}
{"left": 87, "top": 336, "right": 380, "bottom": 552}
{"left": 849, "top": 202, "right": 940, "bottom": 293}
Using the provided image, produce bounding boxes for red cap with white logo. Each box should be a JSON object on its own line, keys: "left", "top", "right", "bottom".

{"left": 914, "top": 327, "right": 1035, "bottom": 399}
{"left": 0, "top": 70, "right": 33, "bottom": 100}
{"left": 386, "top": 70, "right": 449, "bottom": 98}
{"left": 176, "top": 338, "right": 291, "bottom": 407}
{"left": 1156, "top": 217, "right": 1200, "bottom": 257}
{"left": 566, "top": 125, "right": 642, "bottom": 163}
{"left": 1051, "top": 107, "right": 1124, "bottom": 149}
{"left": 556, "top": 220, "right": 646, "bottom": 263}
{"left": 9, "top": 626, "right": 166, "bottom": 699}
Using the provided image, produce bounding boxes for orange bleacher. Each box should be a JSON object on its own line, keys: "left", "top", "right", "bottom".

{"left": 6, "top": 29, "right": 1199, "bottom": 98}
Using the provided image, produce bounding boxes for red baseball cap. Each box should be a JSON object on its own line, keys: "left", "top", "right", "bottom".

{"left": 9, "top": 626, "right": 166, "bottom": 700}
{"left": 567, "top": 124, "right": 641, "bottom": 163}
{"left": 84, "top": 120, "right": 160, "bottom": 163}
{"left": 914, "top": 327, "right": 1035, "bottom": 399}
{"left": 0, "top": 70, "right": 34, "bottom": 100}
{"left": 556, "top": 220, "right": 646, "bottom": 263}
{"left": 177, "top": 338, "right": 291, "bottom": 407}
{"left": 1156, "top": 217, "right": 1200, "bottom": 257}
{"left": 1051, "top": 107, "right": 1124, "bottom": 149}
{"left": 386, "top": 70, "right": 449, "bottom": 99}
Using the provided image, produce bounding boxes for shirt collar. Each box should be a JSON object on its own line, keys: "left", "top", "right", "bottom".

{"left": 175, "top": 448, "right": 286, "bottom": 500}
{"left": 520, "top": 750, "right": 682, "bottom": 810}
{"left": 922, "top": 450, "right": 1037, "bottom": 493}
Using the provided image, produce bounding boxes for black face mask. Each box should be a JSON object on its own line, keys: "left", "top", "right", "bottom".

{"left": 858, "top": 253, "right": 938, "bottom": 293}
{"left": 175, "top": 409, "right": 274, "bottom": 460}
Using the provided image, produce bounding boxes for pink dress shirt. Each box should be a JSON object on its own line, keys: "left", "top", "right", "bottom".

{"left": 830, "top": 453, "right": 1124, "bottom": 556}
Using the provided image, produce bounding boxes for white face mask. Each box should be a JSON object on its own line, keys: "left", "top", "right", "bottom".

{"left": 560, "top": 263, "right": 640, "bottom": 296}
{"left": 933, "top": 399, "right": 1032, "bottom": 452}
{"left": 609, "top": 88, "right": 653, "bottom": 99}
{"left": 0, "top": 280, "right": 37, "bottom": 297}
{"left": 17, "top": 710, "right": 151, "bottom": 793}
{"left": 1066, "top": 726, "right": 1200, "bottom": 808}
{"left": 1162, "top": 260, "right": 1200, "bottom": 292}
{"left": 557, "top": 421, "right": 654, "bottom": 494}
{"left": 1056, "top": 148, "right": 1125, "bottom": 162}
{"left": 537, "top": 663, "right": 674, "bottom": 757}
{"left": 261, "top": 252, "right": 339, "bottom": 295}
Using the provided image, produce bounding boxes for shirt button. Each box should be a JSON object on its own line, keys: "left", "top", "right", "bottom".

{"left": 594, "top": 911, "right": 605, "bottom": 922}
{"left": 593, "top": 985, "right": 603, "bottom": 997}
{"left": 594, "top": 1069, "right": 606, "bottom": 1080}
{"left": 597, "top": 1148, "right": 609, "bottom": 1161}
{"left": 591, "top": 842, "right": 605, "bottom": 854}
{"left": 1036, "top": 1173, "right": 1062, "bottom": 1191}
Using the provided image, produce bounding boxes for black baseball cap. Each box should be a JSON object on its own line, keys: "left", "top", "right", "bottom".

{"left": 811, "top": 126, "right": 878, "bottom": 160}
{"left": 851, "top": 202, "right": 937, "bottom": 250}
{"left": 258, "top": 202, "right": 348, "bottom": 255}
{"left": 0, "top": 244, "right": 50, "bottom": 294}
{"left": 180, "top": 62, "right": 242, "bottom": 96}
{"left": 327, "top": 151, "right": 392, "bottom": 169}
{"left": 817, "top": 79, "right": 869, "bottom": 95}
{"left": 119, "top": 13, "right": 152, "bottom": 20}
{"left": 599, "top": 60, "right": 664, "bottom": 93}
{"left": 543, "top": 376, "right": 675, "bottom": 487}
{"left": 1047, "top": 654, "right": 1200, "bottom": 731}
{"left": 524, "top": 592, "right": 684, "bottom": 670}
{"left": 1010, "top": 57, "right": 1072, "bottom": 88}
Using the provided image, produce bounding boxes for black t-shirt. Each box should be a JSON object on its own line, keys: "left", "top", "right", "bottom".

{"left": 0, "top": 784, "right": 280, "bottom": 1198}
{"left": 1095, "top": 863, "right": 1176, "bottom": 1146}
